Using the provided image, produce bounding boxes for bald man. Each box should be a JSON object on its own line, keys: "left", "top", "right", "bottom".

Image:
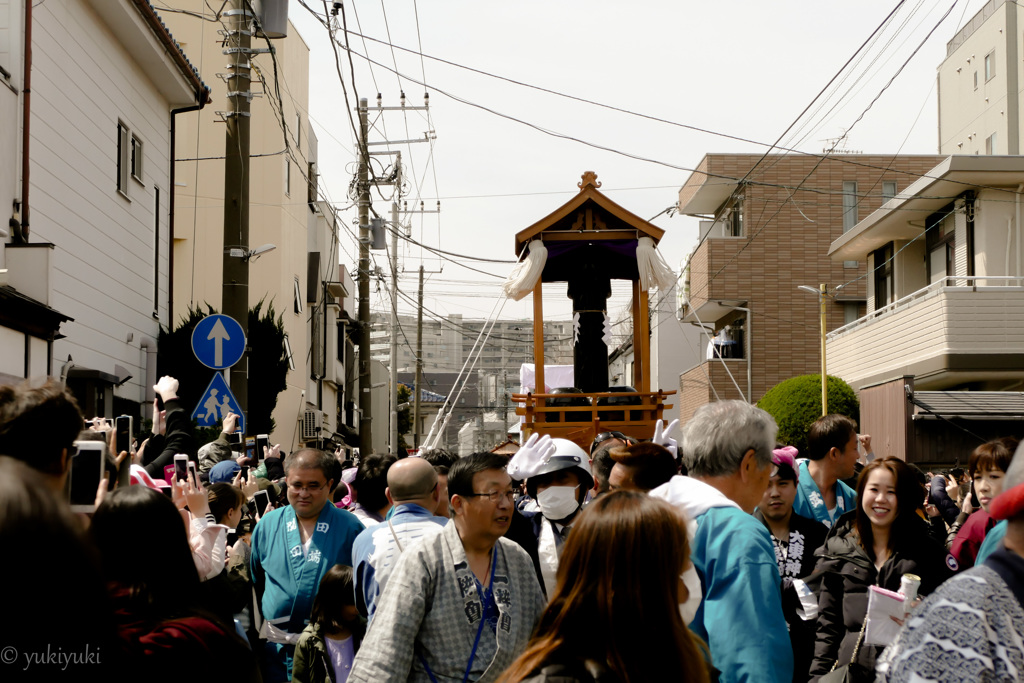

{"left": 352, "top": 457, "right": 449, "bottom": 621}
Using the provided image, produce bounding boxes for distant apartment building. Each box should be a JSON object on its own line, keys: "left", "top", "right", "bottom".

{"left": 675, "top": 153, "right": 943, "bottom": 423}
{"left": 938, "top": 0, "right": 1023, "bottom": 155}
{"left": 0, "top": 0, "right": 207, "bottom": 420}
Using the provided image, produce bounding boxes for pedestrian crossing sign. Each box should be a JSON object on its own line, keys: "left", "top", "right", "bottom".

{"left": 192, "top": 372, "right": 244, "bottom": 433}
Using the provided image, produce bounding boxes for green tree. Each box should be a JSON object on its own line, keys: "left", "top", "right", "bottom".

{"left": 756, "top": 374, "right": 859, "bottom": 455}
{"left": 157, "top": 300, "right": 287, "bottom": 436}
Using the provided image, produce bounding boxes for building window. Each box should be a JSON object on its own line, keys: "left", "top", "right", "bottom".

{"left": 308, "top": 162, "right": 318, "bottom": 211}
{"left": 843, "top": 302, "right": 860, "bottom": 325}
{"left": 985, "top": 132, "right": 997, "bottom": 155}
{"left": 842, "top": 181, "right": 858, "bottom": 233}
{"left": 985, "top": 51, "right": 995, "bottom": 81}
{"left": 131, "top": 134, "right": 143, "bottom": 183}
{"left": 153, "top": 186, "right": 160, "bottom": 318}
{"left": 116, "top": 122, "right": 130, "bottom": 196}
{"left": 882, "top": 181, "right": 897, "bottom": 201}
{"left": 974, "top": 71, "right": 978, "bottom": 89}
{"left": 337, "top": 323, "right": 345, "bottom": 363}
{"left": 294, "top": 276, "right": 303, "bottom": 314}
{"left": 927, "top": 211, "right": 956, "bottom": 284}
{"left": 295, "top": 113, "right": 301, "bottom": 150}
{"left": 728, "top": 195, "right": 744, "bottom": 237}
{"left": 285, "top": 160, "right": 291, "bottom": 196}
{"left": 873, "top": 243, "right": 894, "bottom": 309}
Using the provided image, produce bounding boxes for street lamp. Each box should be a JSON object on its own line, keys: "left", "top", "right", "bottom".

{"left": 797, "top": 284, "right": 828, "bottom": 416}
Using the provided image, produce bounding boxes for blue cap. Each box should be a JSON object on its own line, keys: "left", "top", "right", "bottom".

{"left": 209, "top": 459, "right": 240, "bottom": 484}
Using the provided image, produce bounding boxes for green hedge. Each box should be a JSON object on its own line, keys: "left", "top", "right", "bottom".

{"left": 756, "top": 374, "right": 859, "bottom": 454}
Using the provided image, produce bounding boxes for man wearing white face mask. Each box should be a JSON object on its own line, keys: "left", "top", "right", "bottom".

{"left": 521, "top": 438, "right": 594, "bottom": 597}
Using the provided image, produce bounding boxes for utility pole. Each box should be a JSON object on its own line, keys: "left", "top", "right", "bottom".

{"left": 389, "top": 154, "right": 402, "bottom": 455}
{"left": 357, "top": 98, "right": 372, "bottom": 455}
{"left": 222, "top": 0, "right": 252, "bottom": 415}
{"left": 413, "top": 264, "right": 424, "bottom": 450}
{"left": 819, "top": 283, "right": 828, "bottom": 416}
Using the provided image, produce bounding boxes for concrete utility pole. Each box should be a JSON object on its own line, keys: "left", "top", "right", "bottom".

{"left": 413, "top": 264, "right": 424, "bottom": 450}
{"left": 222, "top": 0, "right": 252, "bottom": 415}
{"left": 389, "top": 155, "right": 402, "bottom": 455}
{"left": 357, "top": 98, "right": 372, "bottom": 456}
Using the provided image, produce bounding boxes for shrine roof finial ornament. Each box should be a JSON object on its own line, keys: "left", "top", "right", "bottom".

{"left": 578, "top": 171, "right": 601, "bottom": 190}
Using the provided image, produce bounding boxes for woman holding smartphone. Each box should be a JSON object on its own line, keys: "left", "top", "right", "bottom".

{"left": 809, "top": 458, "right": 954, "bottom": 683}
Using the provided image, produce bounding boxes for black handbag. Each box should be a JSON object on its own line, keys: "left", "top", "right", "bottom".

{"left": 819, "top": 616, "right": 867, "bottom": 683}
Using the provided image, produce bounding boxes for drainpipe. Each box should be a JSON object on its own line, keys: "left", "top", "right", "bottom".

{"left": 1017, "top": 184, "right": 1023, "bottom": 281}
{"left": 139, "top": 336, "right": 157, "bottom": 404}
{"left": 733, "top": 306, "right": 752, "bottom": 404}
{"left": 1007, "top": 217, "right": 1013, "bottom": 279}
{"left": 168, "top": 96, "right": 207, "bottom": 320}
{"left": 19, "top": 0, "right": 32, "bottom": 241}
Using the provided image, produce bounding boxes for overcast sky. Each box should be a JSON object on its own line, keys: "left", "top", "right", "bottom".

{"left": 286, "top": 0, "right": 988, "bottom": 322}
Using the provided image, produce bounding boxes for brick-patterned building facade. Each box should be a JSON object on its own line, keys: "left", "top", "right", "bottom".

{"left": 676, "top": 153, "right": 943, "bottom": 423}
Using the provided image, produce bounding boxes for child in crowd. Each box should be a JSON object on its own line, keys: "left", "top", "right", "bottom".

{"left": 292, "top": 564, "right": 365, "bottom": 683}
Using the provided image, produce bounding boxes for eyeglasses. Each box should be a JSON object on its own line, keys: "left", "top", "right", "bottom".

{"left": 287, "top": 481, "right": 327, "bottom": 493}
{"left": 464, "top": 489, "right": 516, "bottom": 504}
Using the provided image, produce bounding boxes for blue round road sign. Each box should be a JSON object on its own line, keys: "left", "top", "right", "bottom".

{"left": 191, "top": 315, "right": 246, "bottom": 369}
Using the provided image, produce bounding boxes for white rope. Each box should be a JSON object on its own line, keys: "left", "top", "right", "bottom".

{"left": 636, "top": 237, "right": 676, "bottom": 292}
{"left": 422, "top": 248, "right": 527, "bottom": 449}
{"left": 502, "top": 239, "right": 547, "bottom": 300}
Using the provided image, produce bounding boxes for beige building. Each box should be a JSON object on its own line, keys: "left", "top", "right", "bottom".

{"left": 827, "top": 155, "right": 1024, "bottom": 463}
{"left": 163, "top": 4, "right": 348, "bottom": 450}
{"left": 938, "top": 0, "right": 1023, "bottom": 155}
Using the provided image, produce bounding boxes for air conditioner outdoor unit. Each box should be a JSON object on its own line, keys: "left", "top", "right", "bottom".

{"left": 302, "top": 409, "right": 323, "bottom": 440}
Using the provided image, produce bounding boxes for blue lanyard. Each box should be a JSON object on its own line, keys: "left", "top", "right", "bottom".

{"left": 419, "top": 548, "right": 497, "bottom": 683}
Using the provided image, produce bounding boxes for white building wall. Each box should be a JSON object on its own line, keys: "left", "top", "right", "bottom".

{"left": 0, "top": 0, "right": 20, "bottom": 252}
{"left": 25, "top": 0, "right": 181, "bottom": 407}
{"left": 938, "top": 1, "right": 1021, "bottom": 155}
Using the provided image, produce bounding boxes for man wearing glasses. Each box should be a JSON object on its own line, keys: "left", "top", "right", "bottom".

{"left": 250, "top": 448, "right": 364, "bottom": 682}
{"left": 350, "top": 452, "right": 545, "bottom": 682}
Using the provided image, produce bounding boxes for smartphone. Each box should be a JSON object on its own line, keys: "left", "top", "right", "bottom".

{"left": 114, "top": 415, "right": 132, "bottom": 455}
{"left": 255, "top": 434, "right": 269, "bottom": 463}
{"left": 225, "top": 431, "right": 242, "bottom": 445}
{"left": 174, "top": 454, "right": 189, "bottom": 482}
{"left": 245, "top": 438, "right": 256, "bottom": 461}
{"left": 187, "top": 460, "right": 197, "bottom": 483}
{"left": 70, "top": 441, "right": 106, "bottom": 512}
{"left": 253, "top": 490, "right": 270, "bottom": 517}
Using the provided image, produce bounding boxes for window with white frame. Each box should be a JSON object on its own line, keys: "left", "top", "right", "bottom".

{"left": 294, "top": 276, "right": 303, "bottom": 314}
{"left": 986, "top": 132, "right": 997, "bottom": 155}
{"left": 985, "top": 51, "right": 995, "bottom": 81}
{"left": 117, "top": 122, "right": 130, "bottom": 196}
{"left": 285, "top": 160, "right": 291, "bottom": 196}
{"left": 842, "top": 181, "right": 858, "bottom": 232}
{"left": 131, "top": 134, "right": 143, "bottom": 183}
{"left": 882, "top": 181, "right": 897, "bottom": 201}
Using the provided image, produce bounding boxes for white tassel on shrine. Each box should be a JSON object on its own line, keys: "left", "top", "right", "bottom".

{"left": 503, "top": 239, "right": 548, "bottom": 301}
{"left": 636, "top": 236, "right": 676, "bottom": 292}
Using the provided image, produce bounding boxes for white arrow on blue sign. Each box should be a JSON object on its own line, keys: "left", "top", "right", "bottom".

{"left": 192, "top": 372, "right": 245, "bottom": 433}
{"left": 191, "top": 314, "right": 246, "bottom": 370}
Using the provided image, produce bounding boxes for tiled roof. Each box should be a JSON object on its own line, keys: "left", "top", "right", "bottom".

{"left": 912, "top": 391, "right": 1024, "bottom": 419}
{"left": 133, "top": 0, "right": 211, "bottom": 104}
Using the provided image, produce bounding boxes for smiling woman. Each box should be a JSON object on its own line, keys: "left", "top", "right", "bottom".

{"left": 808, "top": 458, "right": 955, "bottom": 683}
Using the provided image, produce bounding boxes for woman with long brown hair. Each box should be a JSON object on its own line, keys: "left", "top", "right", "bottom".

{"left": 809, "top": 457, "right": 954, "bottom": 683}
{"left": 498, "top": 489, "right": 710, "bottom": 683}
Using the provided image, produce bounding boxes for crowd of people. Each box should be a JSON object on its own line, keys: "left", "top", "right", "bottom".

{"left": 0, "top": 375, "right": 1022, "bottom": 683}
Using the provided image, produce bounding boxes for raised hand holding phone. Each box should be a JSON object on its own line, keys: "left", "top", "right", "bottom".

{"left": 184, "top": 469, "right": 210, "bottom": 517}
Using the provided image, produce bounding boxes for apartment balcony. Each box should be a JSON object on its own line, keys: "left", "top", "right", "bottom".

{"left": 826, "top": 277, "right": 1024, "bottom": 391}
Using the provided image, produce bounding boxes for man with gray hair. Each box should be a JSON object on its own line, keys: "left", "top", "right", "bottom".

{"left": 651, "top": 400, "right": 793, "bottom": 683}
{"left": 251, "top": 448, "right": 364, "bottom": 681}
{"left": 352, "top": 456, "right": 448, "bottom": 621}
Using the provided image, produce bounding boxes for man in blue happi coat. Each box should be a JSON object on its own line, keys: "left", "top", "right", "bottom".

{"left": 792, "top": 414, "right": 861, "bottom": 529}
{"left": 251, "top": 448, "right": 363, "bottom": 681}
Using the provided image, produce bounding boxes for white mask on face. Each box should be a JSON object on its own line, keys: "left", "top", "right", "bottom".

{"left": 536, "top": 485, "right": 580, "bottom": 521}
{"left": 679, "top": 565, "right": 702, "bottom": 625}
